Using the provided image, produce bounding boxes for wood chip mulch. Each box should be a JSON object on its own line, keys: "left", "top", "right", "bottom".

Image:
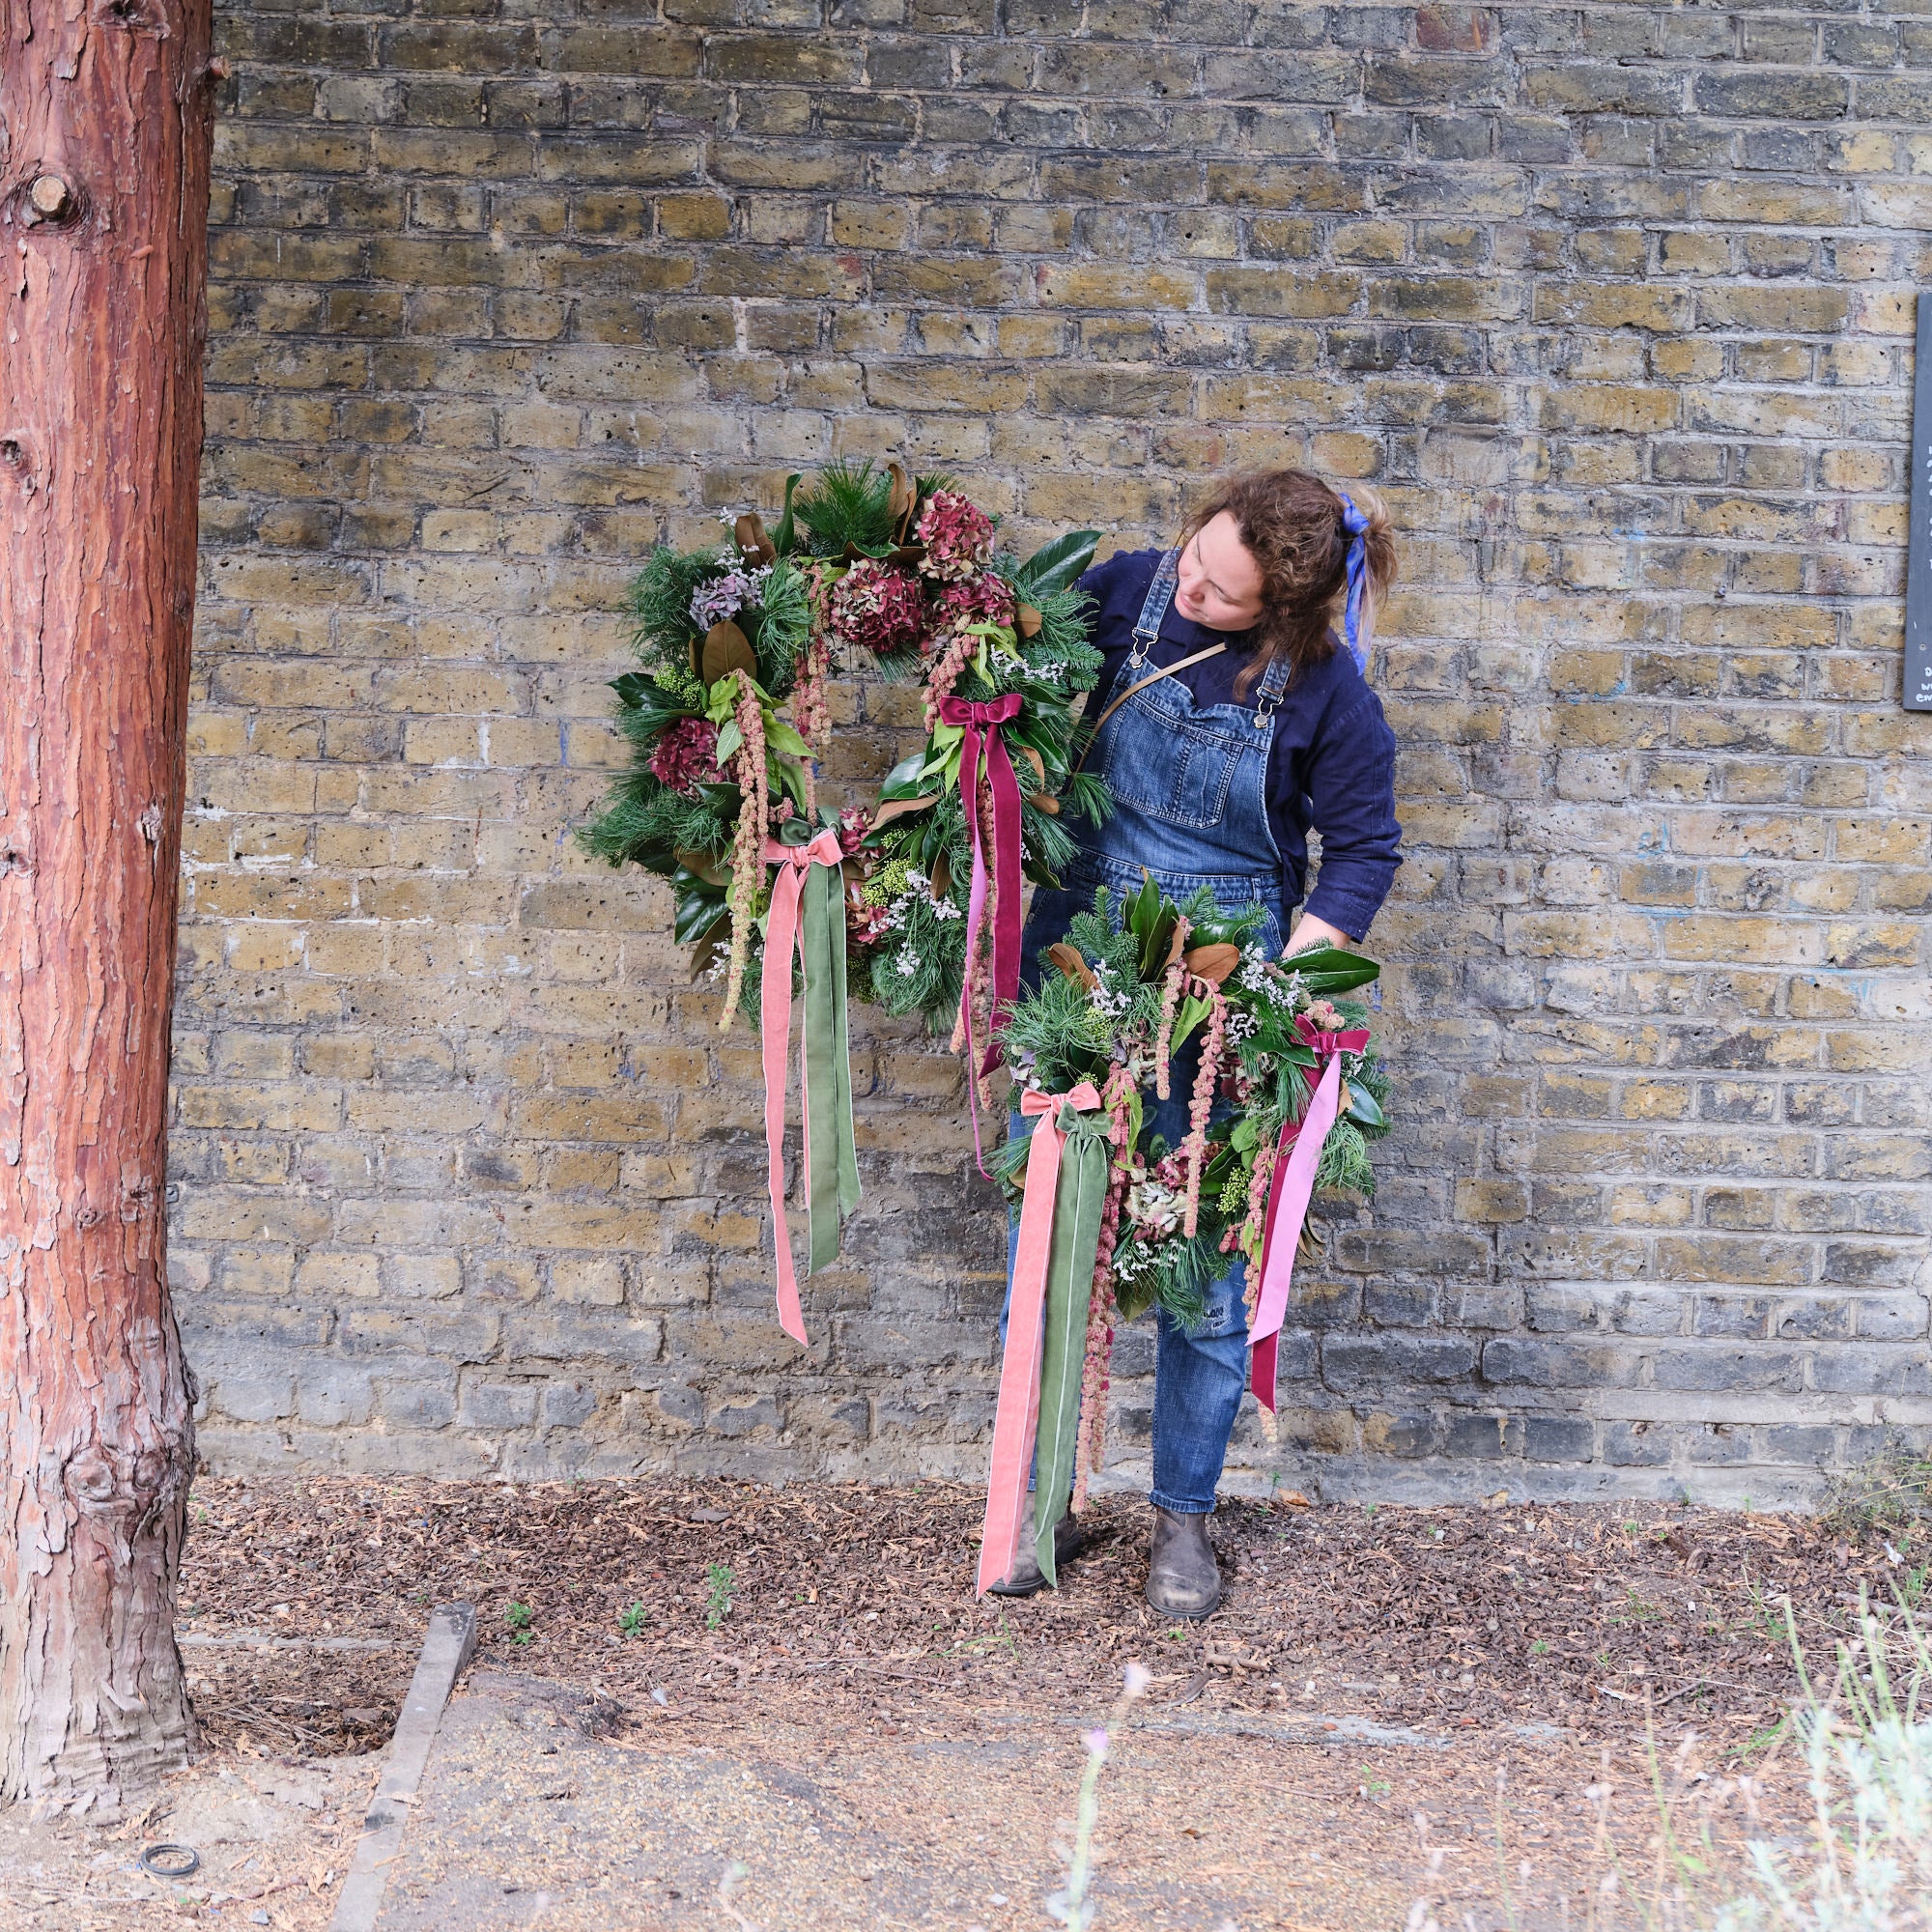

{"left": 178, "top": 1475, "right": 1896, "bottom": 1761}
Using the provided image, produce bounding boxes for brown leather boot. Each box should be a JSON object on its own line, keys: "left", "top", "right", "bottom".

{"left": 986, "top": 1505, "right": 1089, "bottom": 1596}
{"left": 1145, "top": 1505, "right": 1220, "bottom": 1618}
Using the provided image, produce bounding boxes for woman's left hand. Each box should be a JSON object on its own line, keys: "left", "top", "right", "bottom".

{"left": 1285, "top": 914, "right": 1355, "bottom": 955}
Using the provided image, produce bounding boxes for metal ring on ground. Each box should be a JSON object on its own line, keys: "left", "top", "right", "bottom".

{"left": 139, "top": 1843, "right": 201, "bottom": 1879}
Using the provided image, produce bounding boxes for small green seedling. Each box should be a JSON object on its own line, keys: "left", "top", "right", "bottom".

{"left": 703, "top": 1563, "right": 734, "bottom": 1629}
{"left": 618, "top": 1602, "right": 649, "bottom": 1638}
{"left": 1358, "top": 1768, "right": 1392, "bottom": 1800}
{"left": 505, "top": 1602, "right": 534, "bottom": 1646}
{"left": 1530, "top": 1639, "right": 1549, "bottom": 1657}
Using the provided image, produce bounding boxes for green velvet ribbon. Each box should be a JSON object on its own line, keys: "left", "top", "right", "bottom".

{"left": 1031, "top": 1097, "right": 1112, "bottom": 1587}
{"left": 799, "top": 843, "right": 860, "bottom": 1271}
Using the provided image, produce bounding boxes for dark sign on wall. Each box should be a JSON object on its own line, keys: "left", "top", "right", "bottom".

{"left": 1910, "top": 297, "right": 1932, "bottom": 711}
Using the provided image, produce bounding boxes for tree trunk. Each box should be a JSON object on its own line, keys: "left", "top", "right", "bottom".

{"left": 0, "top": 0, "right": 214, "bottom": 1814}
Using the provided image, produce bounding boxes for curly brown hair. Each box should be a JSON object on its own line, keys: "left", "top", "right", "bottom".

{"left": 1178, "top": 469, "right": 1397, "bottom": 697}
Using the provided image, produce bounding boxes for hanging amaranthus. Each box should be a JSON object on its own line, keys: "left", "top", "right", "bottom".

{"left": 922, "top": 626, "right": 978, "bottom": 733}
{"left": 1179, "top": 981, "right": 1228, "bottom": 1236}
{"left": 719, "top": 672, "right": 768, "bottom": 1030}
{"left": 787, "top": 565, "right": 838, "bottom": 819}
{"left": 1151, "top": 914, "right": 1191, "bottom": 1100}
{"left": 1235, "top": 1139, "right": 1278, "bottom": 1310}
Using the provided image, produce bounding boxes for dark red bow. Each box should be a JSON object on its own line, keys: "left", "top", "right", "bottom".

{"left": 939, "top": 692, "right": 1024, "bottom": 1167}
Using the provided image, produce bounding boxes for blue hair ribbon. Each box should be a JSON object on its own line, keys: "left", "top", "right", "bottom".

{"left": 1336, "top": 492, "right": 1371, "bottom": 671}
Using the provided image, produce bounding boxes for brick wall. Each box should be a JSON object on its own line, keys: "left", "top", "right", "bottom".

{"left": 179, "top": 0, "right": 1932, "bottom": 1504}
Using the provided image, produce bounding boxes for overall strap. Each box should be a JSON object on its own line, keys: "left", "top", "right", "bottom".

{"left": 1126, "top": 547, "right": 1180, "bottom": 668}
{"left": 1251, "top": 644, "right": 1294, "bottom": 730}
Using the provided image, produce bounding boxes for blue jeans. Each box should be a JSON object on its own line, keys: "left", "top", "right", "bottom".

{"left": 1001, "top": 1032, "right": 1251, "bottom": 1517}
{"left": 997, "top": 544, "right": 1287, "bottom": 1516}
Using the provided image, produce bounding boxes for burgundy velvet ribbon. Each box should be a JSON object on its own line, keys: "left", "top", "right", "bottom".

{"left": 938, "top": 692, "right": 1023, "bottom": 1164}
{"left": 1248, "top": 1016, "right": 1372, "bottom": 1412}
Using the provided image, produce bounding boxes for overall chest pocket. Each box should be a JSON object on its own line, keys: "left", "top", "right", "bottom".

{"left": 1100, "top": 696, "right": 1251, "bottom": 831}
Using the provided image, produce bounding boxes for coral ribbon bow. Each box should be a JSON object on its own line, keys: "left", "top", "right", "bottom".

{"left": 938, "top": 692, "right": 1025, "bottom": 1093}
{"left": 759, "top": 829, "right": 861, "bottom": 1347}
{"left": 1248, "top": 1019, "right": 1372, "bottom": 1413}
{"left": 976, "top": 1080, "right": 1106, "bottom": 1597}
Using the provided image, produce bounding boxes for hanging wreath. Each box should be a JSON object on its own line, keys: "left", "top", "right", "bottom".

{"left": 781, "top": 460, "right": 1109, "bottom": 1087}
{"left": 582, "top": 462, "right": 1116, "bottom": 1339}
{"left": 977, "top": 877, "right": 1391, "bottom": 1595}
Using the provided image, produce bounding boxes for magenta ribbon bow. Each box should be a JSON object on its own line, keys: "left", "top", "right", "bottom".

{"left": 938, "top": 692, "right": 1024, "bottom": 1166}
{"left": 1248, "top": 1016, "right": 1372, "bottom": 1412}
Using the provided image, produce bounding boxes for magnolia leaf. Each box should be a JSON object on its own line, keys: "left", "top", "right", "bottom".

{"left": 878, "top": 750, "right": 933, "bottom": 802}
{"left": 869, "top": 792, "right": 939, "bottom": 830}
{"left": 675, "top": 848, "right": 731, "bottom": 889}
{"left": 1184, "top": 942, "right": 1242, "bottom": 985}
{"left": 672, "top": 874, "right": 730, "bottom": 947}
{"left": 771, "top": 472, "right": 802, "bottom": 554}
{"left": 713, "top": 718, "right": 743, "bottom": 767}
{"left": 1171, "top": 992, "right": 1212, "bottom": 1052}
{"left": 1347, "top": 1079, "right": 1385, "bottom": 1128}
{"left": 774, "top": 755, "right": 810, "bottom": 811}
{"left": 700, "top": 620, "right": 757, "bottom": 685}
{"left": 887, "top": 460, "right": 917, "bottom": 541}
{"left": 1031, "top": 794, "right": 1060, "bottom": 816}
{"left": 1231, "top": 1116, "right": 1259, "bottom": 1153}
{"left": 1016, "top": 528, "right": 1102, "bottom": 599}
{"left": 1018, "top": 744, "right": 1046, "bottom": 788}
{"left": 1046, "top": 943, "right": 1096, "bottom": 991}
{"left": 930, "top": 852, "right": 952, "bottom": 899}
{"left": 1015, "top": 602, "right": 1043, "bottom": 638}
{"left": 734, "top": 512, "right": 776, "bottom": 566}
{"left": 1280, "top": 944, "right": 1381, "bottom": 995}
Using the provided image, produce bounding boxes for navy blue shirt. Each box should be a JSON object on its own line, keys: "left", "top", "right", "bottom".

{"left": 1077, "top": 547, "right": 1403, "bottom": 942}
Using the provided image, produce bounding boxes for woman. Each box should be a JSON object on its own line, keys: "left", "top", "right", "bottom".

{"left": 993, "top": 469, "right": 1403, "bottom": 1616}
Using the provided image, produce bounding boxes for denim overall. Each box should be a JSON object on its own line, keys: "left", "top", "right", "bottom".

{"left": 1009, "top": 548, "right": 1296, "bottom": 1515}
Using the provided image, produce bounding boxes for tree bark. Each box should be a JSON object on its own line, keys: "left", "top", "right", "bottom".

{"left": 0, "top": 0, "right": 214, "bottom": 1813}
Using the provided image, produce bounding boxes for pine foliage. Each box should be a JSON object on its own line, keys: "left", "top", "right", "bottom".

{"left": 753, "top": 554, "right": 810, "bottom": 696}
{"left": 791, "top": 460, "right": 897, "bottom": 557}
{"left": 627, "top": 544, "right": 720, "bottom": 675}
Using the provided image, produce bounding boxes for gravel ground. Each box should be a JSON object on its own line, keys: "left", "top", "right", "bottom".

{"left": 179, "top": 1474, "right": 1873, "bottom": 1753}
{"left": 0, "top": 1475, "right": 1886, "bottom": 1929}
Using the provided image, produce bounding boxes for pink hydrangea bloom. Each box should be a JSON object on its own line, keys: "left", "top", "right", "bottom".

{"left": 914, "top": 490, "right": 996, "bottom": 582}
{"left": 646, "top": 716, "right": 720, "bottom": 794}
{"left": 924, "top": 570, "right": 1015, "bottom": 647}
{"left": 827, "top": 557, "right": 926, "bottom": 660}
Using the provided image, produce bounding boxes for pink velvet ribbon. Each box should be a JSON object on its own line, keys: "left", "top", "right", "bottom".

{"left": 938, "top": 692, "right": 1024, "bottom": 1168}
{"left": 976, "top": 1079, "right": 1104, "bottom": 1597}
{"left": 759, "top": 828, "right": 847, "bottom": 1347}
{"left": 1248, "top": 1018, "right": 1372, "bottom": 1412}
